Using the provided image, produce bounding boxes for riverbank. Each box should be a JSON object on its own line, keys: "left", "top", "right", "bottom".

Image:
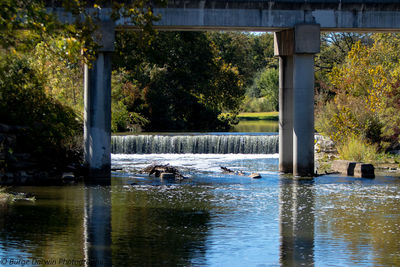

{"left": 315, "top": 135, "right": 400, "bottom": 176}
{"left": 0, "top": 123, "right": 83, "bottom": 185}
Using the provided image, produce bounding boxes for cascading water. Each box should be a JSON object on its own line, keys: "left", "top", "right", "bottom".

{"left": 111, "top": 134, "right": 278, "bottom": 154}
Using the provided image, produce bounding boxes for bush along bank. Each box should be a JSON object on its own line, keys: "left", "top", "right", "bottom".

{"left": 0, "top": 126, "right": 84, "bottom": 185}
{"left": 0, "top": 123, "right": 84, "bottom": 185}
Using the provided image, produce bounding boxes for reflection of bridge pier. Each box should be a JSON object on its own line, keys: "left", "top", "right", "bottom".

{"left": 279, "top": 178, "right": 315, "bottom": 266}
{"left": 84, "top": 186, "right": 112, "bottom": 266}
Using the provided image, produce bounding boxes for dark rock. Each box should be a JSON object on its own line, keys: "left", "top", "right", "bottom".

{"left": 220, "top": 166, "right": 245, "bottom": 176}
{"left": 8, "top": 160, "right": 37, "bottom": 170}
{"left": 14, "top": 153, "right": 31, "bottom": 160}
{"left": 62, "top": 172, "right": 75, "bottom": 182}
{"left": 142, "top": 164, "right": 185, "bottom": 179}
{"left": 0, "top": 124, "right": 11, "bottom": 133}
{"left": 160, "top": 172, "right": 175, "bottom": 179}
{"left": 249, "top": 173, "right": 262, "bottom": 179}
{"left": 0, "top": 124, "right": 27, "bottom": 134}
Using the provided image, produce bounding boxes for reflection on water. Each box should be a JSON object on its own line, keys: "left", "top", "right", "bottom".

{"left": 232, "top": 120, "right": 278, "bottom": 132}
{"left": 0, "top": 156, "right": 399, "bottom": 266}
{"left": 84, "top": 187, "right": 112, "bottom": 266}
{"left": 280, "top": 178, "right": 315, "bottom": 266}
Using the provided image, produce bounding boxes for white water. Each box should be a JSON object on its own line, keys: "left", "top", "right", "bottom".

{"left": 111, "top": 134, "right": 279, "bottom": 154}
{"left": 112, "top": 153, "right": 279, "bottom": 175}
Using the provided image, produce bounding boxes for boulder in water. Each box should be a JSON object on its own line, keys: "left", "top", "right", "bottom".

{"left": 249, "top": 173, "right": 262, "bottom": 179}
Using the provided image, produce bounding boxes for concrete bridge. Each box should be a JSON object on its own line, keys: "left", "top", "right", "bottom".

{"left": 47, "top": 1, "right": 400, "bottom": 183}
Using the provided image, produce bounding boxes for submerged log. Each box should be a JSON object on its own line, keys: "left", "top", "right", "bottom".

{"left": 141, "top": 164, "right": 185, "bottom": 179}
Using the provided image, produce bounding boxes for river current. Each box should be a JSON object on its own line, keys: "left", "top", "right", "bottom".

{"left": 0, "top": 133, "right": 399, "bottom": 266}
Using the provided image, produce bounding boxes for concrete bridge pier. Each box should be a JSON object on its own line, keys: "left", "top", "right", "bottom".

{"left": 84, "top": 21, "right": 115, "bottom": 184}
{"left": 275, "top": 24, "right": 320, "bottom": 177}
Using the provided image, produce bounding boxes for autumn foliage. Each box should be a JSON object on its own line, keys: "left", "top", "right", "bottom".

{"left": 316, "top": 34, "right": 400, "bottom": 152}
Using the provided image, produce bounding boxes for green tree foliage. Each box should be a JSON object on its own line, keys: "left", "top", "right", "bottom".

{"left": 0, "top": 55, "right": 81, "bottom": 161}
{"left": 30, "top": 37, "right": 84, "bottom": 117}
{"left": 206, "top": 32, "right": 277, "bottom": 114}
{"left": 257, "top": 68, "right": 279, "bottom": 110}
{"left": 113, "top": 31, "right": 245, "bottom": 132}
{"left": 207, "top": 32, "right": 275, "bottom": 87}
{"left": 0, "top": 0, "right": 164, "bottom": 170}
{"left": 316, "top": 33, "right": 400, "bottom": 151}
{"left": 242, "top": 68, "right": 279, "bottom": 112}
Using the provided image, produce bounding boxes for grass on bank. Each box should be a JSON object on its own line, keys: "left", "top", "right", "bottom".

{"left": 325, "top": 135, "right": 400, "bottom": 168}
{"left": 237, "top": 112, "right": 278, "bottom": 121}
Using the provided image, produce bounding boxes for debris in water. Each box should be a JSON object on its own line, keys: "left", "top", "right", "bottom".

{"left": 220, "top": 166, "right": 245, "bottom": 176}
{"left": 220, "top": 167, "right": 262, "bottom": 179}
{"left": 141, "top": 164, "right": 185, "bottom": 180}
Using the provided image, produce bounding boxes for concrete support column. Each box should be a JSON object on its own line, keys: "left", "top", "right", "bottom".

{"left": 274, "top": 24, "right": 320, "bottom": 177}
{"left": 292, "top": 24, "right": 320, "bottom": 177}
{"left": 293, "top": 54, "right": 315, "bottom": 176}
{"left": 278, "top": 56, "right": 294, "bottom": 173}
{"left": 84, "top": 21, "right": 115, "bottom": 184}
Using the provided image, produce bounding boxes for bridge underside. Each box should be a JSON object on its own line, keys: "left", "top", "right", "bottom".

{"left": 58, "top": 1, "right": 400, "bottom": 182}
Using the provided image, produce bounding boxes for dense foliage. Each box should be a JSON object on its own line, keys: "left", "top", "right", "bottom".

{"left": 0, "top": 0, "right": 164, "bottom": 171}
{"left": 111, "top": 31, "right": 279, "bottom": 132}
{"left": 316, "top": 33, "right": 400, "bottom": 157}
{"left": 0, "top": 55, "right": 81, "bottom": 162}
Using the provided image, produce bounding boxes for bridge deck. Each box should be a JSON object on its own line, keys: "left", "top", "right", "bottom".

{"left": 46, "top": 1, "right": 400, "bottom": 31}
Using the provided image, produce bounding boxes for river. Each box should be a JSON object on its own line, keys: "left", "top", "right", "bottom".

{"left": 0, "top": 132, "right": 399, "bottom": 266}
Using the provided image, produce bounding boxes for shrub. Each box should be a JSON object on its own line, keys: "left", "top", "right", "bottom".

{"left": 337, "top": 136, "right": 380, "bottom": 162}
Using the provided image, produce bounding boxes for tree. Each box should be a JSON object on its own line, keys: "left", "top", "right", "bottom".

{"left": 257, "top": 68, "right": 279, "bottom": 111}
{"left": 207, "top": 32, "right": 275, "bottom": 88}
{"left": 316, "top": 33, "right": 400, "bottom": 150}
{"left": 113, "top": 31, "right": 245, "bottom": 132}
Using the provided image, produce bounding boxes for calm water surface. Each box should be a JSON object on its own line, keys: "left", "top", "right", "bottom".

{"left": 233, "top": 120, "right": 278, "bottom": 133}
{"left": 0, "top": 153, "right": 400, "bottom": 266}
